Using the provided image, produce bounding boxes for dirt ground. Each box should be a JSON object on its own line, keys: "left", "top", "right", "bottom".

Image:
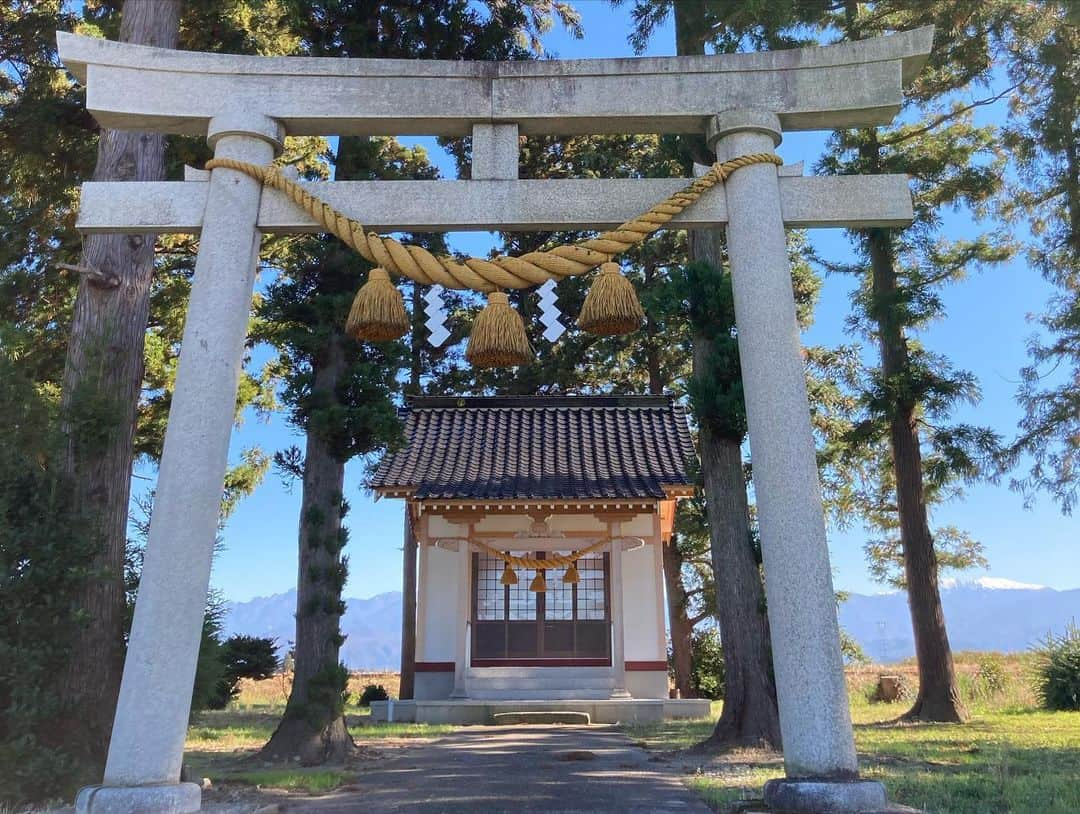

{"left": 199, "top": 724, "right": 713, "bottom": 814}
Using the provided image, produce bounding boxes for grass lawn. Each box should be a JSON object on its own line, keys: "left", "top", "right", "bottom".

{"left": 624, "top": 654, "right": 1080, "bottom": 814}
{"left": 186, "top": 656, "right": 1078, "bottom": 809}
{"left": 184, "top": 707, "right": 454, "bottom": 794}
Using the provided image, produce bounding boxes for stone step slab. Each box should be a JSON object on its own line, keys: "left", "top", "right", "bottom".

{"left": 492, "top": 711, "right": 592, "bottom": 725}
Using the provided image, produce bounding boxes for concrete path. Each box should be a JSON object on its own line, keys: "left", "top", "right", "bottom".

{"left": 291, "top": 725, "right": 712, "bottom": 813}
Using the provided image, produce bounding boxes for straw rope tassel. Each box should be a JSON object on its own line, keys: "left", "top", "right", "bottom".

{"left": 204, "top": 153, "right": 783, "bottom": 364}
{"left": 562, "top": 563, "right": 580, "bottom": 584}
{"left": 528, "top": 570, "right": 547, "bottom": 593}
{"left": 500, "top": 562, "right": 518, "bottom": 586}
{"left": 578, "top": 262, "right": 644, "bottom": 335}
{"left": 346, "top": 268, "right": 409, "bottom": 341}
{"left": 466, "top": 291, "right": 533, "bottom": 368}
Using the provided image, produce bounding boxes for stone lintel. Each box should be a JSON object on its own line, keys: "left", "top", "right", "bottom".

{"left": 76, "top": 174, "right": 913, "bottom": 234}
{"left": 57, "top": 27, "right": 933, "bottom": 137}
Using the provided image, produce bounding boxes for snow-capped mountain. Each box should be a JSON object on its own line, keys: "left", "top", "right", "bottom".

{"left": 938, "top": 576, "right": 1048, "bottom": 591}
{"left": 839, "top": 579, "right": 1079, "bottom": 663}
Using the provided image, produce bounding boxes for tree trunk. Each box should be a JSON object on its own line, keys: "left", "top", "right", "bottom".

{"left": 669, "top": 2, "right": 780, "bottom": 747}
{"left": 260, "top": 337, "right": 356, "bottom": 763}
{"left": 866, "top": 227, "right": 966, "bottom": 723}
{"left": 689, "top": 229, "right": 782, "bottom": 749}
{"left": 399, "top": 508, "right": 418, "bottom": 700}
{"left": 58, "top": 0, "right": 181, "bottom": 763}
{"left": 662, "top": 536, "right": 695, "bottom": 698}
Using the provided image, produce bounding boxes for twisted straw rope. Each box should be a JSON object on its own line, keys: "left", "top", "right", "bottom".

{"left": 472, "top": 538, "right": 610, "bottom": 570}
{"left": 204, "top": 153, "right": 783, "bottom": 293}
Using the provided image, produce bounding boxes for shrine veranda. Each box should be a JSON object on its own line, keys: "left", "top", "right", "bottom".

{"left": 59, "top": 26, "right": 934, "bottom": 814}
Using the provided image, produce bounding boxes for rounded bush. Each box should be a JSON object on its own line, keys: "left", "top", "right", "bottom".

{"left": 358, "top": 683, "right": 390, "bottom": 707}
{"left": 1033, "top": 622, "right": 1080, "bottom": 711}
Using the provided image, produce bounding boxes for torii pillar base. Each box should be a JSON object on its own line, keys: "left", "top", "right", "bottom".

{"left": 75, "top": 783, "right": 200, "bottom": 814}
{"left": 762, "top": 778, "right": 890, "bottom": 813}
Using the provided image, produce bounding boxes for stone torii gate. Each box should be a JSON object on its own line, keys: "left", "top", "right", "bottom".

{"left": 59, "top": 26, "right": 933, "bottom": 814}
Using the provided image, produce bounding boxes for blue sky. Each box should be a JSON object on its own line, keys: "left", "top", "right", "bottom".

{"left": 182, "top": 1, "right": 1075, "bottom": 602}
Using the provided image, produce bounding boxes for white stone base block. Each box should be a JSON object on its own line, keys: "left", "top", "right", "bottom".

{"left": 763, "top": 778, "right": 888, "bottom": 813}
{"left": 75, "top": 782, "right": 200, "bottom": 814}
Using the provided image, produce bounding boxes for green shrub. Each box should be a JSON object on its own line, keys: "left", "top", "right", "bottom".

{"left": 205, "top": 635, "right": 280, "bottom": 710}
{"left": 690, "top": 628, "right": 726, "bottom": 700}
{"left": 191, "top": 594, "right": 230, "bottom": 713}
{"left": 357, "top": 683, "right": 390, "bottom": 707}
{"left": 973, "top": 653, "right": 1008, "bottom": 699}
{"left": 1032, "top": 622, "right": 1080, "bottom": 711}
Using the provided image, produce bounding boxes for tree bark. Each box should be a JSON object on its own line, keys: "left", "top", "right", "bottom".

{"left": 662, "top": 536, "right": 695, "bottom": 698}
{"left": 669, "top": 2, "right": 780, "bottom": 747}
{"left": 58, "top": 0, "right": 181, "bottom": 763}
{"left": 260, "top": 336, "right": 356, "bottom": 763}
{"left": 399, "top": 508, "right": 418, "bottom": 700}
{"left": 866, "top": 227, "right": 966, "bottom": 723}
{"left": 689, "top": 229, "right": 782, "bottom": 749}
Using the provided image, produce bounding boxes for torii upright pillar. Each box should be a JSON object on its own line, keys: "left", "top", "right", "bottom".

{"left": 75, "top": 113, "right": 283, "bottom": 814}
{"left": 711, "top": 110, "right": 885, "bottom": 811}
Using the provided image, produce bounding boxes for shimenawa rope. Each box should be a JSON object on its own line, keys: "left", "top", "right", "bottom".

{"left": 471, "top": 538, "right": 609, "bottom": 570}
{"left": 203, "top": 152, "right": 783, "bottom": 293}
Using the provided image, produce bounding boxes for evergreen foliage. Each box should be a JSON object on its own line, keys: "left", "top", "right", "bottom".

{"left": 1001, "top": 4, "right": 1080, "bottom": 514}
{"left": 357, "top": 684, "right": 391, "bottom": 707}
{"left": 0, "top": 353, "right": 103, "bottom": 804}
{"left": 1033, "top": 622, "right": 1080, "bottom": 712}
{"left": 204, "top": 635, "right": 280, "bottom": 711}
{"left": 689, "top": 628, "right": 726, "bottom": 700}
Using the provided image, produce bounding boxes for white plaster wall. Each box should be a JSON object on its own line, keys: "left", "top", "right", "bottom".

{"left": 622, "top": 542, "right": 665, "bottom": 662}
{"left": 414, "top": 672, "right": 454, "bottom": 701}
{"left": 627, "top": 672, "right": 668, "bottom": 699}
{"left": 417, "top": 544, "right": 459, "bottom": 662}
{"left": 619, "top": 514, "right": 654, "bottom": 538}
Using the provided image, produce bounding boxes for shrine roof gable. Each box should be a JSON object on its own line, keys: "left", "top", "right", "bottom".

{"left": 371, "top": 395, "right": 697, "bottom": 501}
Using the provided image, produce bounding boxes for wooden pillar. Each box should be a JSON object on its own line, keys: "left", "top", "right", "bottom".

{"left": 399, "top": 506, "right": 417, "bottom": 700}
{"left": 450, "top": 529, "right": 471, "bottom": 698}
{"left": 608, "top": 521, "right": 630, "bottom": 698}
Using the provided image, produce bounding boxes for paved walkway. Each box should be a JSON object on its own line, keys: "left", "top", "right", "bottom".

{"left": 292, "top": 725, "right": 712, "bottom": 813}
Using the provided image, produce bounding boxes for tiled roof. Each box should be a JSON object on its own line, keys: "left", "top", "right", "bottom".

{"left": 371, "top": 395, "right": 697, "bottom": 501}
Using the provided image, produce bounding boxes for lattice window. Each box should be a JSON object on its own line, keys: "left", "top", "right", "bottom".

{"left": 577, "top": 551, "right": 607, "bottom": 620}
{"left": 475, "top": 551, "right": 505, "bottom": 621}
{"left": 508, "top": 552, "right": 538, "bottom": 620}
{"left": 545, "top": 551, "right": 574, "bottom": 621}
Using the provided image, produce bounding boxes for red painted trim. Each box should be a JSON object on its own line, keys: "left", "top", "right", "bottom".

{"left": 471, "top": 658, "right": 611, "bottom": 668}
{"left": 625, "top": 661, "right": 668, "bottom": 672}
{"left": 414, "top": 661, "right": 455, "bottom": 673}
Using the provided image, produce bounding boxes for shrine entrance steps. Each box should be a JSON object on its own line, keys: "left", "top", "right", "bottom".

{"left": 369, "top": 697, "right": 710, "bottom": 725}
{"left": 466, "top": 665, "right": 616, "bottom": 700}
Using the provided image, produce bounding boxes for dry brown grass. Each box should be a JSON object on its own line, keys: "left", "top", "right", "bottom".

{"left": 233, "top": 671, "right": 402, "bottom": 709}
{"left": 845, "top": 651, "right": 1039, "bottom": 709}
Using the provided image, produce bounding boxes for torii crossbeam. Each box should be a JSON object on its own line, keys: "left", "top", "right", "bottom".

{"left": 58, "top": 26, "right": 934, "bottom": 814}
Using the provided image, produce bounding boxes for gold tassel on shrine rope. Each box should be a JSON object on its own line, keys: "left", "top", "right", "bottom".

{"left": 204, "top": 152, "right": 783, "bottom": 363}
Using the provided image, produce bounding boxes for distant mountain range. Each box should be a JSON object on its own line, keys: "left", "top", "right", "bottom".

{"left": 223, "top": 577, "right": 1080, "bottom": 668}
{"left": 839, "top": 578, "right": 1080, "bottom": 663}
{"left": 223, "top": 589, "right": 402, "bottom": 669}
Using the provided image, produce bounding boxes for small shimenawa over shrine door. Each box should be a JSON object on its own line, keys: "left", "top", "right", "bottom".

{"left": 472, "top": 549, "right": 611, "bottom": 665}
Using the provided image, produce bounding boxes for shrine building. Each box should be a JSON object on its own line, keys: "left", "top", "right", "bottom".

{"left": 368, "top": 394, "right": 710, "bottom": 722}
